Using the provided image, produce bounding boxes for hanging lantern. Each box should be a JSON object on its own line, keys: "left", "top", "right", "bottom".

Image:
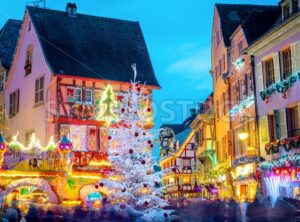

{"left": 58, "top": 135, "right": 73, "bottom": 151}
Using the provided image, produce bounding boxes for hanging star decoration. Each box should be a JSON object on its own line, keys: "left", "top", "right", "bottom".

{"left": 98, "top": 84, "right": 118, "bottom": 123}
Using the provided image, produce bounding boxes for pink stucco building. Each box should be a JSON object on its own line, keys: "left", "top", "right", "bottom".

{"left": 247, "top": 0, "right": 300, "bottom": 159}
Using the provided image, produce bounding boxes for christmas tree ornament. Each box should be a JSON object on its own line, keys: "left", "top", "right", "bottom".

{"left": 134, "top": 132, "right": 139, "bottom": 137}
{"left": 144, "top": 201, "right": 149, "bottom": 206}
{"left": 141, "top": 160, "right": 146, "bottom": 165}
{"left": 129, "top": 149, "right": 133, "bottom": 154}
{"left": 150, "top": 144, "right": 154, "bottom": 148}
{"left": 95, "top": 185, "right": 99, "bottom": 189}
{"left": 99, "top": 182, "right": 104, "bottom": 187}
{"left": 108, "top": 136, "right": 112, "bottom": 140}
{"left": 122, "top": 188, "right": 126, "bottom": 192}
{"left": 143, "top": 184, "right": 147, "bottom": 188}
{"left": 147, "top": 140, "right": 152, "bottom": 144}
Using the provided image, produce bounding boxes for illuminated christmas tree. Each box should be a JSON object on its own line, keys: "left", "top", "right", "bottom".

{"left": 98, "top": 64, "right": 174, "bottom": 221}
{"left": 98, "top": 84, "right": 118, "bottom": 122}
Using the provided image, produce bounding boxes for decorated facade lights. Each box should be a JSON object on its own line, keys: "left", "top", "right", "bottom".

{"left": 238, "top": 115, "right": 255, "bottom": 141}
{"left": 58, "top": 135, "right": 73, "bottom": 175}
{"left": 28, "top": 133, "right": 42, "bottom": 148}
{"left": 229, "top": 95, "right": 255, "bottom": 117}
{"left": 98, "top": 84, "right": 118, "bottom": 124}
{"left": 9, "top": 132, "right": 26, "bottom": 151}
{"left": 0, "top": 133, "right": 8, "bottom": 169}
{"left": 46, "top": 136, "right": 56, "bottom": 151}
{"left": 260, "top": 72, "right": 300, "bottom": 102}
{"left": 234, "top": 58, "right": 245, "bottom": 70}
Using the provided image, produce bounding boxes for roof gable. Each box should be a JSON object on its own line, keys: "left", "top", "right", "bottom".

{"left": 27, "top": 6, "right": 159, "bottom": 87}
{"left": 241, "top": 8, "right": 281, "bottom": 45}
{"left": 215, "top": 4, "right": 280, "bottom": 47}
{"left": 0, "top": 19, "right": 22, "bottom": 70}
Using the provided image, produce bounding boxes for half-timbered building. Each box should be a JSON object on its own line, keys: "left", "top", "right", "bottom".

{"left": 4, "top": 4, "right": 159, "bottom": 165}
{"left": 159, "top": 110, "right": 202, "bottom": 198}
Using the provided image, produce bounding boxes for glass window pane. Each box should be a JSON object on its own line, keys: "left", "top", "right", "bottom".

{"left": 40, "top": 77, "right": 44, "bottom": 89}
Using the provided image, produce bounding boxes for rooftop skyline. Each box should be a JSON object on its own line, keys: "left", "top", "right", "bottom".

{"left": 0, "top": 0, "right": 278, "bottom": 129}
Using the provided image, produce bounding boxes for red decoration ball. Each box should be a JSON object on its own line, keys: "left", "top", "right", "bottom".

{"left": 147, "top": 108, "right": 151, "bottom": 112}
{"left": 129, "top": 149, "right": 133, "bottom": 154}
{"left": 95, "top": 185, "right": 99, "bottom": 189}
{"left": 147, "top": 140, "right": 152, "bottom": 144}
{"left": 143, "top": 184, "right": 147, "bottom": 188}
{"left": 99, "top": 182, "right": 104, "bottom": 187}
{"left": 121, "top": 108, "right": 125, "bottom": 113}
{"left": 144, "top": 201, "right": 149, "bottom": 206}
{"left": 164, "top": 213, "right": 168, "bottom": 218}
{"left": 141, "top": 160, "right": 146, "bottom": 165}
{"left": 137, "top": 87, "right": 141, "bottom": 92}
{"left": 108, "top": 136, "right": 112, "bottom": 140}
{"left": 150, "top": 144, "right": 154, "bottom": 148}
{"left": 134, "top": 132, "right": 139, "bottom": 137}
{"left": 122, "top": 188, "right": 126, "bottom": 192}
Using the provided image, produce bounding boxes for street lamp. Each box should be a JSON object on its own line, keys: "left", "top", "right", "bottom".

{"left": 238, "top": 116, "right": 254, "bottom": 141}
{"left": 238, "top": 128, "right": 249, "bottom": 141}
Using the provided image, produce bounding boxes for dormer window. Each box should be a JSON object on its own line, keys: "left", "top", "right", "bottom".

{"left": 25, "top": 45, "right": 33, "bottom": 76}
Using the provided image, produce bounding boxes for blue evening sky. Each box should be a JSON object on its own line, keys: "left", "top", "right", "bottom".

{"left": 0, "top": 0, "right": 278, "bottom": 157}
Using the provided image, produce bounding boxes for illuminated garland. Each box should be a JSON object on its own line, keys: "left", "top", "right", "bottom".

{"left": 260, "top": 73, "right": 300, "bottom": 101}
{"left": 208, "top": 159, "right": 231, "bottom": 179}
{"left": 229, "top": 95, "right": 255, "bottom": 116}
{"left": 232, "top": 155, "right": 260, "bottom": 167}
{"left": 259, "top": 153, "right": 300, "bottom": 172}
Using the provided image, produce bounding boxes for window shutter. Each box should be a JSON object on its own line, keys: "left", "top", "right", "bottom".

{"left": 9, "top": 93, "right": 12, "bottom": 115}
{"left": 257, "top": 62, "right": 264, "bottom": 91}
{"left": 227, "top": 130, "right": 233, "bottom": 156}
{"left": 279, "top": 109, "right": 287, "bottom": 139}
{"left": 16, "top": 90, "right": 20, "bottom": 113}
{"left": 274, "top": 110, "right": 280, "bottom": 139}
{"left": 298, "top": 103, "right": 300, "bottom": 124}
{"left": 273, "top": 52, "right": 281, "bottom": 82}
{"left": 291, "top": 41, "right": 300, "bottom": 73}
{"left": 259, "top": 116, "right": 269, "bottom": 146}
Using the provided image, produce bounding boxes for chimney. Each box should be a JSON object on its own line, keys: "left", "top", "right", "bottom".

{"left": 66, "top": 3, "right": 77, "bottom": 17}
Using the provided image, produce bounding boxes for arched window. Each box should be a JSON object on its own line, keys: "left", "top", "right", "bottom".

{"left": 25, "top": 45, "right": 33, "bottom": 75}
